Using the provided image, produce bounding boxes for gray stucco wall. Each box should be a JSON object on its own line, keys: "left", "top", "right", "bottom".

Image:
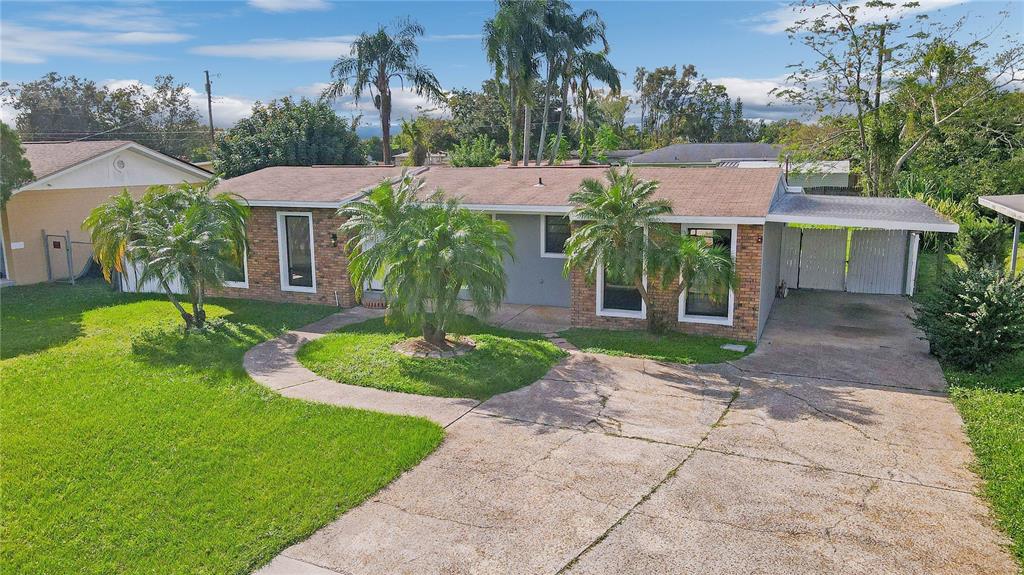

{"left": 496, "top": 214, "right": 571, "bottom": 307}
{"left": 758, "top": 221, "right": 785, "bottom": 338}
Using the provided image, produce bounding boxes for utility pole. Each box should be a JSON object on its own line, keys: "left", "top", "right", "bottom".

{"left": 204, "top": 70, "right": 216, "bottom": 156}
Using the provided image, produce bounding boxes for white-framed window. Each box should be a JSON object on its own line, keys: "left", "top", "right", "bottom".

{"left": 596, "top": 260, "right": 647, "bottom": 319}
{"left": 678, "top": 224, "right": 736, "bottom": 326}
{"left": 540, "top": 214, "right": 570, "bottom": 258}
{"left": 277, "top": 211, "right": 317, "bottom": 293}
{"left": 223, "top": 247, "right": 249, "bottom": 289}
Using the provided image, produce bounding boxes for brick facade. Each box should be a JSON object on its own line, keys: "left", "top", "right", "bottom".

{"left": 569, "top": 224, "right": 764, "bottom": 342}
{"left": 211, "top": 207, "right": 357, "bottom": 307}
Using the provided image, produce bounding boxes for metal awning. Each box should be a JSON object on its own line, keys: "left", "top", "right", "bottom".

{"left": 767, "top": 193, "right": 959, "bottom": 233}
{"left": 979, "top": 195, "right": 1024, "bottom": 222}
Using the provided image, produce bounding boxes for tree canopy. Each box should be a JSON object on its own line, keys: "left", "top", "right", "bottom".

{"left": 215, "top": 98, "right": 363, "bottom": 178}
{"left": 1, "top": 73, "right": 207, "bottom": 159}
{"left": 1, "top": 122, "right": 34, "bottom": 206}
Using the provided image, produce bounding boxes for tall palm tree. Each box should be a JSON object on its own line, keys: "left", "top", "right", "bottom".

{"left": 533, "top": 0, "right": 572, "bottom": 166}
{"left": 484, "top": 0, "right": 545, "bottom": 166}
{"left": 84, "top": 178, "right": 249, "bottom": 330}
{"left": 341, "top": 175, "right": 513, "bottom": 345}
{"left": 322, "top": 18, "right": 443, "bottom": 166}
{"left": 549, "top": 12, "right": 616, "bottom": 165}
{"left": 564, "top": 168, "right": 735, "bottom": 332}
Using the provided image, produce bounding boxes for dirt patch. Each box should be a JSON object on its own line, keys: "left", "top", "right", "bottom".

{"left": 392, "top": 336, "right": 476, "bottom": 359}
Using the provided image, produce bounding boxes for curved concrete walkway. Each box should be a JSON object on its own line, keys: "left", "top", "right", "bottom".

{"left": 243, "top": 307, "right": 480, "bottom": 427}
{"left": 247, "top": 300, "right": 1016, "bottom": 575}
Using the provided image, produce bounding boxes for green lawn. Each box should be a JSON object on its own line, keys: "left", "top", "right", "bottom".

{"left": 0, "top": 280, "right": 444, "bottom": 574}
{"left": 916, "top": 252, "right": 1023, "bottom": 564}
{"left": 559, "top": 328, "right": 753, "bottom": 364}
{"left": 298, "top": 317, "right": 566, "bottom": 400}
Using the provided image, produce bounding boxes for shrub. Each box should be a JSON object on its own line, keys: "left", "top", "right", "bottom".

{"left": 956, "top": 216, "right": 1012, "bottom": 270}
{"left": 913, "top": 265, "right": 1024, "bottom": 370}
{"left": 449, "top": 135, "right": 500, "bottom": 167}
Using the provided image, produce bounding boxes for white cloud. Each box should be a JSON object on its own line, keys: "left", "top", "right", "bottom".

{"left": 37, "top": 6, "right": 177, "bottom": 32}
{"left": 191, "top": 36, "right": 353, "bottom": 61}
{"left": 751, "top": 0, "right": 965, "bottom": 34}
{"left": 293, "top": 83, "right": 448, "bottom": 125}
{"left": 248, "top": 0, "right": 331, "bottom": 13}
{"left": 102, "top": 79, "right": 254, "bottom": 129}
{"left": 1, "top": 22, "right": 188, "bottom": 64}
{"left": 709, "top": 76, "right": 786, "bottom": 107}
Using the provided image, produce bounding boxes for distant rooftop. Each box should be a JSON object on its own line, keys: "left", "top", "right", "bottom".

{"left": 627, "top": 143, "right": 782, "bottom": 165}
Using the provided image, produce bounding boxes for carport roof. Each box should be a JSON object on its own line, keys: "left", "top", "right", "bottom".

{"left": 979, "top": 195, "right": 1024, "bottom": 222}
{"left": 767, "top": 193, "right": 959, "bottom": 232}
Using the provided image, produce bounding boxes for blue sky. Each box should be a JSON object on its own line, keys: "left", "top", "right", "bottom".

{"left": 1, "top": 0, "right": 1020, "bottom": 129}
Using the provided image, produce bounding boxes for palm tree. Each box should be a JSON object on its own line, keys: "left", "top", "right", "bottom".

{"left": 84, "top": 178, "right": 249, "bottom": 330}
{"left": 564, "top": 168, "right": 736, "bottom": 332}
{"left": 484, "top": 0, "right": 545, "bottom": 166}
{"left": 549, "top": 12, "right": 617, "bottom": 165}
{"left": 322, "top": 18, "right": 443, "bottom": 166}
{"left": 341, "top": 174, "right": 513, "bottom": 346}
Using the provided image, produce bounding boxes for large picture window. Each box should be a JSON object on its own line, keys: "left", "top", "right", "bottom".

{"left": 681, "top": 227, "right": 734, "bottom": 322}
{"left": 277, "top": 212, "right": 316, "bottom": 292}
{"left": 541, "top": 215, "right": 570, "bottom": 257}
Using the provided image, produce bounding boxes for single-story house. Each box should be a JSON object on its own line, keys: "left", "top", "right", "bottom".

{"left": 627, "top": 143, "right": 855, "bottom": 194}
{"left": 1, "top": 140, "right": 211, "bottom": 286}
{"left": 210, "top": 164, "right": 956, "bottom": 341}
{"left": 978, "top": 194, "right": 1023, "bottom": 275}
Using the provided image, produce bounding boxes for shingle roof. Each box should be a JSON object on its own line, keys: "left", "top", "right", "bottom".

{"left": 217, "top": 166, "right": 409, "bottom": 205}
{"left": 22, "top": 140, "right": 131, "bottom": 179}
{"left": 767, "top": 193, "right": 958, "bottom": 232}
{"left": 627, "top": 143, "right": 782, "bottom": 165}
{"left": 418, "top": 166, "right": 783, "bottom": 218}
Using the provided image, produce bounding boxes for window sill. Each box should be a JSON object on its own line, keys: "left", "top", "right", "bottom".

{"left": 224, "top": 281, "right": 248, "bottom": 289}
{"left": 678, "top": 314, "right": 733, "bottom": 326}
{"left": 598, "top": 308, "right": 646, "bottom": 320}
{"left": 281, "top": 285, "right": 317, "bottom": 294}
{"left": 540, "top": 252, "right": 567, "bottom": 259}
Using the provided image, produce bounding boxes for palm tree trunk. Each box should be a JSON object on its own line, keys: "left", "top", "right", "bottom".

{"left": 381, "top": 92, "right": 393, "bottom": 165}
{"left": 162, "top": 279, "right": 194, "bottom": 329}
{"left": 522, "top": 104, "right": 531, "bottom": 166}
{"left": 195, "top": 278, "right": 206, "bottom": 329}
{"left": 634, "top": 278, "right": 660, "bottom": 333}
{"left": 507, "top": 82, "right": 519, "bottom": 165}
{"left": 536, "top": 71, "right": 553, "bottom": 166}
{"left": 550, "top": 75, "right": 570, "bottom": 165}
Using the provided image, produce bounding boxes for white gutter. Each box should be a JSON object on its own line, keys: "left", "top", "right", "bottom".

{"left": 765, "top": 213, "right": 959, "bottom": 233}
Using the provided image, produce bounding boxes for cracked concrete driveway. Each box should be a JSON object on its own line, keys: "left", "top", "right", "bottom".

{"left": 258, "top": 292, "right": 1016, "bottom": 575}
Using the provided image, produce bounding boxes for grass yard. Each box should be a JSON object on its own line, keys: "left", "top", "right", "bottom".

{"left": 916, "top": 252, "right": 1024, "bottom": 563}
{"left": 0, "top": 281, "right": 444, "bottom": 574}
{"left": 298, "top": 316, "right": 566, "bottom": 400}
{"left": 559, "top": 328, "right": 753, "bottom": 365}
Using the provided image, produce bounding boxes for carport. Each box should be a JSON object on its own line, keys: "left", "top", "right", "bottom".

{"left": 765, "top": 193, "right": 959, "bottom": 296}
{"left": 979, "top": 194, "right": 1023, "bottom": 275}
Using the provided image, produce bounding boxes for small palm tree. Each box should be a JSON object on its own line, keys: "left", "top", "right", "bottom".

{"left": 84, "top": 178, "right": 249, "bottom": 330}
{"left": 341, "top": 175, "right": 513, "bottom": 346}
{"left": 564, "top": 167, "right": 736, "bottom": 332}
{"left": 322, "top": 18, "right": 443, "bottom": 166}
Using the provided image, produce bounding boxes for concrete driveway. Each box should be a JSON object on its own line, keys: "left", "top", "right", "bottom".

{"left": 259, "top": 292, "right": 1016, "bottom": 575}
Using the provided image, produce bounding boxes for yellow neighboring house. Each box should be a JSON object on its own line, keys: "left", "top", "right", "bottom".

{"left": 1, "top": 140, "right": 211, "bottom": 285}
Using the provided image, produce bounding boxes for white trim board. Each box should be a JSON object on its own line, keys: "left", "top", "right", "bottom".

{"left": 765, "top": 214, "right": 959, "bottom": 233}
{"left": 224, "top": 247, "right": 249, "bottom": 289}
{"left": 276, "top": 211, "right": 317, "bottom": 294}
